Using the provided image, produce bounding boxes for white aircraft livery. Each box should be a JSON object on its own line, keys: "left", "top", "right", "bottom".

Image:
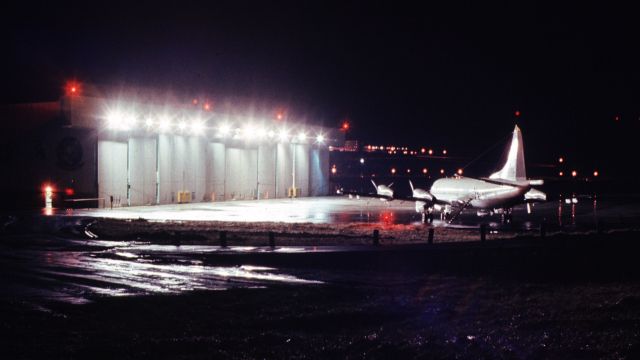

{"left": 339, "top": 125, "right": 546, "bottom": 223}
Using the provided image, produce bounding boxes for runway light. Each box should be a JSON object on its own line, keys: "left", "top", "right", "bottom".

{"left": 341, "top": 121, "right": 350, "bottom": 131}
{"left": 406, "top": 169, "right": 411, "bottom": 173}
{"left": 428, "top": 149, "right": 433, "bottom": 155}
{"left": 593, "top": 170, "right": 599, "bottom": 177}
{"left": 571, "top": 170, "right": 577, "bottom": 177}
{"left": 559, "top": 157, "right": 564, "bottom": 163}
{"left": 422, "top": 168, "right": 428, "bottom": 174}
{"left": 443, "top": 149, "right": 448, "bottom": 155}
{"left": 391, "top": 167, "right": 396, "bottom": 174}
{"left": 360, "top": 158, "right": 365, "bottom": 164}
{"left": 421, "top": 148, "right": 426, "bottom": 154}
{"left": 559, "top": 171, "right": 564, "bottom": 176}
{"left": 315, "top": 134, "right": 325, "bottom": 144}
{"left": 203, "top": 103, "right": 211, "bottom": 111}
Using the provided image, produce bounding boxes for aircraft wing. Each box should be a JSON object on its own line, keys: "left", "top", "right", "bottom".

{"left": 336, "top": 188, "right": 394, "bottom": 201}
{"left": 394, "top": 195, "right": 450, "bottom": 205}
{"left": 479, "top": 177, "right": 541, "bottom": 187}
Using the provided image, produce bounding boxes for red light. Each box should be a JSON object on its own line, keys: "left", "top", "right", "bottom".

{"left": 203, "top": 103, "right": 211, "bottom": 111}
{"left": 341, "top": 121, "right": 350, "bottom": 131}
{"left": 192, "top": 99, "right": 199, "bottom": 105}
{"left": 66, "top": 82, "right": 80, "bottom": 96}
{"left": 65, "top": 188, "right": 75, "bottom": 196}
{"left": 277, "top": 113, "right": 283, "bottom": 120}
{"left": 515, "top": 110, "right": 520, "bottom": 117}
{"left": 428, "top": 149, "right": 433, "bottom": 155}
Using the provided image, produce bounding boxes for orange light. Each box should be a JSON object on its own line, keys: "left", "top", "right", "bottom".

{"left": 64, "top": 188, "right": 75, "bottom": 196}
{"left": 571, "top": 170, "right": 577, "bottom": 177}
{"left": 593, "top": 170, "right": 599, "bottom": 177}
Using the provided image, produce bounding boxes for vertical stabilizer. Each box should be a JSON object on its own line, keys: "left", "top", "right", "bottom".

{"left": 489, "top": 125, "right": 527, "bottom": 181}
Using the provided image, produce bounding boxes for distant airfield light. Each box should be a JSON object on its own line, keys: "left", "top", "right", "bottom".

{"left": 203, "top": 103, "right": 211, "bottom": 111}
{"left": 457, "top": 168, "right": 463, "bottom": 175}
{"left": 421, "top": 147, "right": 426, "bottom": 154}
{"left": 331, "top": 165, "right": 337, "bottom": 174}
{"left": 440, "top": 169, "right": 445, "bottom": 175}
{"left": 559, "top": 171, "right": 564, "bottom": 176}
{"left": 192, "top": 98, "right": 198, "bottom": 105}
{"left": 341, "top": 121, "right": 350, "bottom": 131}
{"left": 515, "top": 110, "right": 521, "bottom": 117}
{"left": 615, "top": 115, "right": 620, "bottom": 121}
{"left": 106, "top": 111, "right": 121, "bottom": 130}
{"left": 406, "top": 169, "right": 411, "bottom": 173}
{"left": 315, "top": 134, "right": 325, "bottom": 144}
{"left": 559, "top": 157, "right": 564, "bottom": 163}
{"left": 443, "top": 149, "right": 448, "bottom": 155}
{"left": 428, "top": 149, "right": 433, "bottom": 155}
{"left": 571, "top": 170, "right": 578, "bottom": 177}
{"left": 297, "top": 131, "right": 307, "bottom": 142}
{"left": 422, "top": 168, "right": 428, "bottom": 174}
{"left": 391, "top": 167, "right": 396, "bottom": 174}
{"left": 360, "top": 158, "right": 365, "bottom": 164}
{"left": 593, "top": 170, "right": 599, "bottom": 177}
{"left": 277, "top": 112, "right": 284, "bottom": 120}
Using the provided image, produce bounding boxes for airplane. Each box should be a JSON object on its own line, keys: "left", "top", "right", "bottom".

{"left": 338, "top": 125, "right": 546, "bottom": 223}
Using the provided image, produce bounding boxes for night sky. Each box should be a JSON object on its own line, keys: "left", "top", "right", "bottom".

{"left": 3, "top": 2, "right": 639, "bottom": 174}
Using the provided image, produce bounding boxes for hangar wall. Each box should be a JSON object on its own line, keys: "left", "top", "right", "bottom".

{"left": 97, "top": 135, "right": 327, "bottom": 207}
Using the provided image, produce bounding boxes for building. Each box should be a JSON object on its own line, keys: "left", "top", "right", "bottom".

{"left": 1, "top": 83, "right": 339, "bottom": 210}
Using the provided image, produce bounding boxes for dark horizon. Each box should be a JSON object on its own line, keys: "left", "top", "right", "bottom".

{"left": 4, "top": 2, "right": 639, "bottom": 175}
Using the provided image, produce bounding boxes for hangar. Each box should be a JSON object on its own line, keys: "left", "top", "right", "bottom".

{"left": 1, "top": 83, "right": 338, "bottom": 209}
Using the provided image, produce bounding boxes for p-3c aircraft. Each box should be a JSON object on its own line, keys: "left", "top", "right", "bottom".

{"left": 339, "top": 125, "right": 546, "bottom": 223}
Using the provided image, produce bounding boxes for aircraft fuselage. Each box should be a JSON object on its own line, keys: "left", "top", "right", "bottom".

{"left": 430, "top": 177, "right": 529, "bottom": 209}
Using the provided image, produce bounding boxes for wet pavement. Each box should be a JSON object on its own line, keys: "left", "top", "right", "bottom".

{"left": 55, "top": 194, "right": 640, "bottom": 231}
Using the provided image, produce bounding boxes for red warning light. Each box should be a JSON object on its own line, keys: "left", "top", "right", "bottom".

{"left": 64, "top": 188, "right": 75, "bottom": 196}
{"left": 66, "top": 81, "right": 80, "bottom": 96}
{"left": 203, "top": 103, "right": 211, "bottom": 111}
{"left": 341, "top": 121, "right": 350, "bottom": 131}
{"left": 515, "top": 110, "right": 521, "bottom": 117}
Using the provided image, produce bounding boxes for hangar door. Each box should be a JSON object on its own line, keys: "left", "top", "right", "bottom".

{"left": 98, "top": 141, "right": 128, "bottom": 207}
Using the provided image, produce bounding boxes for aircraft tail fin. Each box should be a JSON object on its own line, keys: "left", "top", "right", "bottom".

{"left": 489, "top": 125, "right": 527, "bottom": 181}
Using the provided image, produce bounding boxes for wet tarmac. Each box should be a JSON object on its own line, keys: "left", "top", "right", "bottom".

{"left": 56, "top": 194, "right": 640, "bottom": 231}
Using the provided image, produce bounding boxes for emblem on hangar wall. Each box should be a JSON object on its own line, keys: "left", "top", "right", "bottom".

{"left": 56, "top": 137, "right": 84, "bottom": 171}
